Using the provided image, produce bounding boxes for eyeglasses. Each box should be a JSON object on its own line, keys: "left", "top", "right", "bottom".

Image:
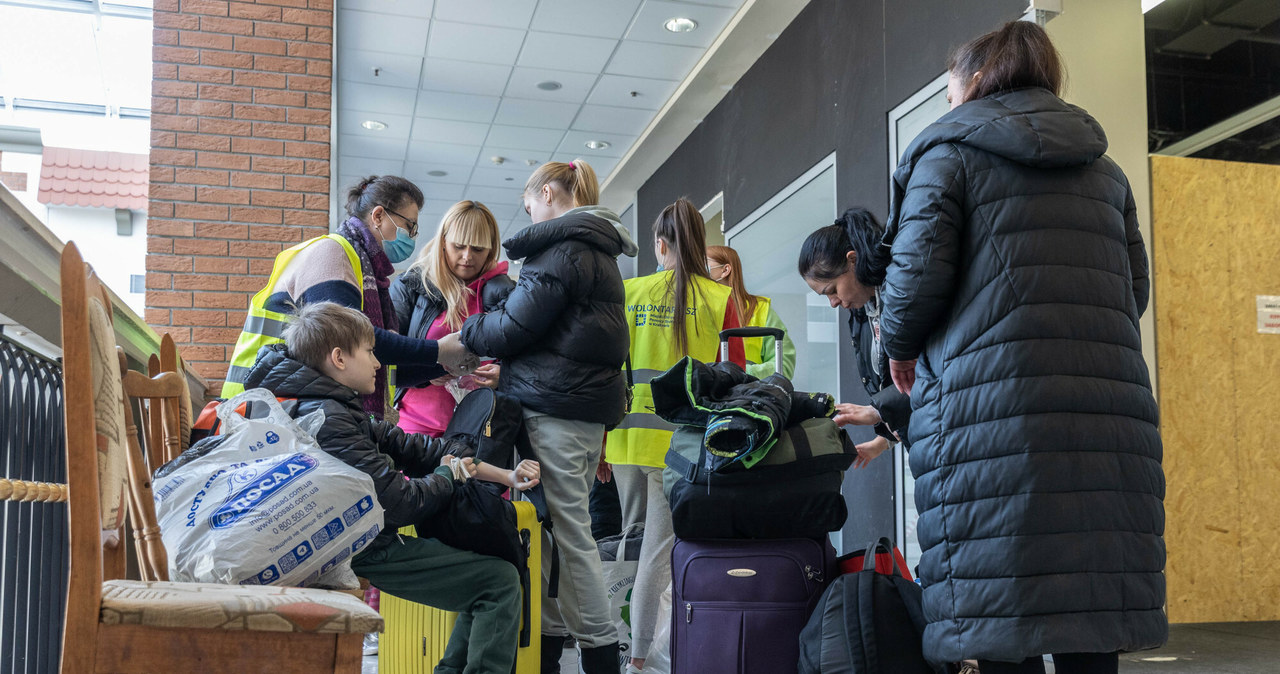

{"left": 383, "top": 206, "right": 418, "bottom": 237}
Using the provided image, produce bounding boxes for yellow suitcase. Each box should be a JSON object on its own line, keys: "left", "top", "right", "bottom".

{"left": 379, "top": 500, "right": 541, "bottom": 673}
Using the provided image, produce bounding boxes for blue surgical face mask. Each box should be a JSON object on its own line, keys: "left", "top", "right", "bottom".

{"left": 383, "top": 227, "right": 416, "bottom": 263}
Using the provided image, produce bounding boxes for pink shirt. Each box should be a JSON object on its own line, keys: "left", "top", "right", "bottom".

{"left": 396, "top": 262, "right": 509, "bottom": 438}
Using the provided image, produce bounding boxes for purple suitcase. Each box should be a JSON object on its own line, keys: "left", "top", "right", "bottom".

{"left": 671, "top": 537, "right": 834, "bottom": 674}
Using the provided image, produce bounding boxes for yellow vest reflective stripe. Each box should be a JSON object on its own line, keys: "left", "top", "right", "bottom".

{"left": 606, "top": 272, "right": 732, "bottom": 468}
{"left": 220, "top": 234, "right": 362, "bottom": 398}
{"left": 742, "top": 296, "right": 773, "bottom": 366}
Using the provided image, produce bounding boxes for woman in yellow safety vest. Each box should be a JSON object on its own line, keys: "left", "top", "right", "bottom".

{"left": 705, "top": 245, "right": 796, "bottom": 380}
{"left": 222, "top": 175, "right": 476, "bottom": 419}
{"left": 604, "top": 198, "right": 744, "bottom": 672}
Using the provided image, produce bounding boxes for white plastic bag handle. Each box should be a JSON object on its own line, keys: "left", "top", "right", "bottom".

{"left": 218, "top": 388, "right": 326, "bottom": 444}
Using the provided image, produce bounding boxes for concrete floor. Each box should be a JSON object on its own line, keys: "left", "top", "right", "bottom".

{"left": 363, "top": 621, "right": 1280, "bottom": 673}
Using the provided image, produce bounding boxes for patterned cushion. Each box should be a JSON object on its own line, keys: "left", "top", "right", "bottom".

{"left": 88, "top": 296, "right": 128, "bottom": 531}
{"left": 100, "top": 579, "right": 384, "bottom": 634}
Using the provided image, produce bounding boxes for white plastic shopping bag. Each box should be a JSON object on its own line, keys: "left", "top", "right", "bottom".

{"left": 595, "top": 524, "right": 643, "bottom": 672}
{"left": 153, "top": 389, "right": 384, "bottom": 588}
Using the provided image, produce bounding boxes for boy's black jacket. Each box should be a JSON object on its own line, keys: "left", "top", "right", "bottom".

{"left": 243, "top": 343, "right": 466, "bottom": 551}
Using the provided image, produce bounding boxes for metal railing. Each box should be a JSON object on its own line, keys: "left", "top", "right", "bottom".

{"left": 1, "top": 332, "right": 68, "bottom": 674}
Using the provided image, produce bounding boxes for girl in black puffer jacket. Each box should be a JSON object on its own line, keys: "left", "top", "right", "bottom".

{"left": 461, "top": 159, "right": 637, "bottom": 674}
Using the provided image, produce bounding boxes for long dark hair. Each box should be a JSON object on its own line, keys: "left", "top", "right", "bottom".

{"left": 948, "top": 20, "right": 1064, "bottom": 103}
{"left": 653, "top": 198, "right": 710, "bottom": 356}
{"left": 345, "top": 175, "right": 425, "bottom": 222}
{"left": 798, "top": 207, "right": 887, "bottom": 287}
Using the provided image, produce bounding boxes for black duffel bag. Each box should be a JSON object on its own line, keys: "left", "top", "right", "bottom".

{"left": 662, "top": 417, "right": 854, "bottom": 539}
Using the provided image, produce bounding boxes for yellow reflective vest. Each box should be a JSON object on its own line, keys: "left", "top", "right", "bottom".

{"left": 742, "top": 297, "right": 796, "bottom": 380}
{"left": 221, "top": 234, "right": 362, "bottom": 398}
{"left": 606, "top": 271, "right": 733, "bottom": 468}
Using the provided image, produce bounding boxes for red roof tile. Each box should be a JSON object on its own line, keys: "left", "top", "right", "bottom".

{"left": 38, "top": 147, "right": 149, "bottom": 211}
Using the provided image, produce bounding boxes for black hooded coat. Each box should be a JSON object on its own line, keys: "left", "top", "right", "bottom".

{"left": 880, "top": 87, "right": 1166, "bottom": 662}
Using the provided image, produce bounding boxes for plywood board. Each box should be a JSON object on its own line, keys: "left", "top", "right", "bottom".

{"left": 1152, "top": 155, "right": 1280, "bottom": 623}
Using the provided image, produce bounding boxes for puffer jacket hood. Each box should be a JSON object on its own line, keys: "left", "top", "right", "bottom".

{"left": 895, "top": 87, "right": 1107, "bottom": 178}
{"left": 505, "top": 208, "right": 632, "bottom": 261}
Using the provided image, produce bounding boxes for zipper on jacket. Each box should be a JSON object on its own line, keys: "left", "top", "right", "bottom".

{"left": 685, "top": 603, "right": 692, "bottom": 623}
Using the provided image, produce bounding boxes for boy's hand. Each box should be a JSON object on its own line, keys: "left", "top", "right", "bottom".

{"left": 510, "top": 459, "right": 540, "bottom": 491}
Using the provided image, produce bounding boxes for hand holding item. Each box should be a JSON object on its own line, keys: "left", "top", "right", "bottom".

{"left": 889, "top": 358, "right": 917, "bottom": 395}
{"left": 469, "top": 362, "right": 501, "bottom": 389}
{"left": 852, "top": 435, "right": 891, "bottom": 469}
{"left": 510, "top": 459, "right": 540, "bottom": 491}
{"left": 440, "top": 454, "right": 478, "bottom": 481}
{"left": 437, "top": 332, "right": 480, "bottom": 375}
{"left": 832, "top": 402, "right": 883, "bottom": 427}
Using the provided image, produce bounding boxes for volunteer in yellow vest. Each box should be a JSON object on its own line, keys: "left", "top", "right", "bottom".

{"left": 604, "top": 198, "right": 744, "bottom": 672}
{"left": 222, "top": 175, "right": 478, "bottom": 419}
{"left": 706, "top": 244, "right": 796, "bottom": 380}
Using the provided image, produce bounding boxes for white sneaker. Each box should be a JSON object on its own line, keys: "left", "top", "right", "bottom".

{"left": 362, "top": 633, "right": 379, "bottom": 656}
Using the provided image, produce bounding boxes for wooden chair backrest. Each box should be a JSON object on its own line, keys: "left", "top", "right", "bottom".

{"left": 59, "top": 242, "right": 128, "bottom": 672}
{"left": 119, "top": 348, "right": 186, "bottom": 582}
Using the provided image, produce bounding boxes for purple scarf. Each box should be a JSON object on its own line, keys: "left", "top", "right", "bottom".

{"left": 339, "top": 216, "right": 399, "bottom": 419}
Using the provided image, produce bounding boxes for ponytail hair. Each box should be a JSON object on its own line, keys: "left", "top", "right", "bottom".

{"left": 523, "top": 158, "right": 599, "bottom": 208}
{"left": 798, "top": 208, "right": 887, "bottom": 288}
{"left": 948, "top": 20, "right": 1064, "bottom": 104}
{"left": 706, "top": 245, "right": 760, "bottom": 326}
{"left": 653, "top": 197, "right": 711, "bottom": 356}
{"left": 346, "top": 175, "right": 425, "bottom": 222}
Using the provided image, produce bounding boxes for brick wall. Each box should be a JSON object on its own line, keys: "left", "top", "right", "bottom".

{"left": 146, "top": 0, "right": 333, "bottom": 392}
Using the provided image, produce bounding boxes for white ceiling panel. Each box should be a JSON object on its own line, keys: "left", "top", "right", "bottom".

{"left": 338, "top": 111, "right": 414, "bottom": 140}
{"left": 338, "top": 50, "right": 423, "bottom": 90}
{"left": 404, "top": 161, "right": 475, "bottom": 184}
{"left": 341, "top": 133, "right": 410, "bottom": 160}
{"left": 427, "top": 21, "right": 527, "bottom": 66}
{"left": 333, "top": 0, "right": 753, "bottom": 221}
{"left": 550, "top": 154, "right": 621, "bottom": 181}
{"left": 557, "top": 130, "right": 635, "bottom": 158}
{"left": 338, "top": 9, "right": 430, "bottom": 56}
{"left": 420, "top": 58, "right": 513, "bottom": 97}
{"left": 338, "top": 0, "right": 434, "bottom": 19}
{"left": 337, "top": 81, "right": 419, "bottom": 116}
{"left": 494, "top": 99, "right": 580, "bottom": 129}
{"left": 529, "top": 0, "right": 642, "bottom": 38}
{"left": 470, "top": 165, "right": 538, "bottom": 189}
{"left": 410, "top": 118, "right": 492, "bottom": 146}
{"left": 466, "top": 186, "right": 525, "bottom": 206}
{"left": 408, "top": 140, "right": 482, "bottom": 166}
{"left": 518, "top": 32, "right": 617, "bottom": 74}
{"left": 484, "top": 125, "right": 567, "bottom": 152}
{"left": 504, "top": 67, "right": 599, "bottom": 103}
{"left": 585, "top": 74, "right": 681, "bottom": 110}
{"left": 414, "top": 91, "right": 501, "bottom": 122}
{"left": 419, "top": 181, "right": 468, "bottom": 201}
{"left": 478, "top": 146, "right": 554, "bottom": 168}
{"left": 626, "top": 1, "right": 736, "bottom": 48}
{"left": 433, "top": 0, "right": 535, "bottom": 29}
{"left": 572, "top": 104, "right": 654, "bottom": 136}
{"left": 340, "top": 156, "right": 405, "bottom": 178}
{"left": 605, "top": 41, "right": 704, "bottom": 80}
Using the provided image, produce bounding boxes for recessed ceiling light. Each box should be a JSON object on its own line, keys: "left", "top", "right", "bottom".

{"left": 427, "top": 170, "right": 447, "bottom": 177}
{"left": 525, "top": 159, "right": 539, "bottom": 166}
{"left": 505, "top": 177, "right": 514, "bottom": 181}
{"left": 664, "top": 17, "right": 698, "bottom": 33}
{"left": 585, "top": 140, "right": 611, "bottom": 150}
{"left": 361, "top": 120, "right": 387, "bottom": 131}
{"left": 536, "top": 80, "right": 562, "bottom": 91}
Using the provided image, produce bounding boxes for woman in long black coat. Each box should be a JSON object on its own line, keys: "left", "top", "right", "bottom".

{"left": 879, "top": 21, "right": 1166, "bottom": 673}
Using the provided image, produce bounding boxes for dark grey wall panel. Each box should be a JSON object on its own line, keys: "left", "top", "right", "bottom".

{"left": 636, "top": 0, "right": 1025, "bottom": 550}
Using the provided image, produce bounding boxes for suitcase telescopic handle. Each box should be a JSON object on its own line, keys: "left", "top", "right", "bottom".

{"left": 719, "top": 327, "right": 786, "bottom": 374}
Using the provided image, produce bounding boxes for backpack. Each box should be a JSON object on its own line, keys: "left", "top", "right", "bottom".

{"left": 798, "top": 538, "right": 941, "bottom": 674}
{"left": 439, "top": 387, "right": 525, "bottom": 469}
